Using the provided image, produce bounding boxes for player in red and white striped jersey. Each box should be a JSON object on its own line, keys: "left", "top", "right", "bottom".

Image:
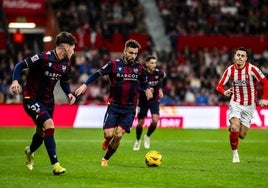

{"left": 216, "top": 47, "right": 268, "bottom": 163}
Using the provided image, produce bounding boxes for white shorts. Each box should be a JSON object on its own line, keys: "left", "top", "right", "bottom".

{"left": 228, "top": 101, "right": 255, "bottom": 128}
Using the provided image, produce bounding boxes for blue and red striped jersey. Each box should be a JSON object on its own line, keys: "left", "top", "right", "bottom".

{"left": 23, "top": 50, "right": 71, "bottom": 103}
{"left": 98, "top": 58, "right": 150, "bottom": 108}
{"left": 139, "top": 68, "right": 166, "bottom": 102}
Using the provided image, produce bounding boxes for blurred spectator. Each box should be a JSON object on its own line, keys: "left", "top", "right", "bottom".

{"left": 1, "top": 0, "right": 268, "bottom": 106}
{"left": 196, "top": 88, "right": 209, "bottom": 105}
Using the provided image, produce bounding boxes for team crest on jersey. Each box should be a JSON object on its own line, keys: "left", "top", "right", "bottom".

{"left": 133, "top": 68, "right": 138, "bottom": 74}
{"left": 48, "top": 62, "right": 52, "bottom": 67}
{"left": 62, "top": 65, "right": 67, "bottom": 72}
{"left": 119, "top": 67, "right": 122, "bottom": 71}
{"left": 30, "top": 55, "right": 39, "bottom": 62}
{"left": 155, "top": 75, "right": 159, "bottom": 79}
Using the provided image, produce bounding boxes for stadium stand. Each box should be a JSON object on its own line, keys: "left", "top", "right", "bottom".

{"left": 0, "top": 0, "right": 268, "bottom": 105}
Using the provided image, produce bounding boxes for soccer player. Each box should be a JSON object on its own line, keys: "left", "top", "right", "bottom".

{"left": 133, "top": 55, "right": 166, "bottom": 150}
{"left": 216, "top": 47, "right": 268, "bottom": 163}
{"left": 10, "top": 31, "right": 77, "bottom": 175}
{"left": 75, "top": 39, "right": 153, "bottom": 166}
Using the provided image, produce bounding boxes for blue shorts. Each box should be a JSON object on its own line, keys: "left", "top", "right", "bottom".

{"left": 137, "top": 100, "right": 160, "bottom": 119}
{"left": 103, "top": 104, "right": 136, "bottom": 133}
{"left": 23, "top": 98, "right": 53, "bottom": 128}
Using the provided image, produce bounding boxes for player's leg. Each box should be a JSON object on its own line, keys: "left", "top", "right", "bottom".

{"left": 136, "top": 118, "right": 145, "bottom": 140}
{"left": 239, "top": 104, "right": 254, "bottom": 139}
{"left": 101, "top": 107, "right": 117, "bottom": 166}
{"left": 102, "top": 127, "right": 124, "bottom": 166}
{"left": 133, "top": 105, "right": 148, "bottom": 150}
{"left": 42, "top": 118, "right": 65, "bottom": 175}
{"left": 146, "top": 113, "right": 159, "bottom": 137}
{"left": 228, "top": 101, "right": 243, "bottom": 163}
{"left": 144, "top": 101, "right": 160, "bottom": 149}
{"left": 23, "top": 100, "right": 45, "bottom": 170}
{"left": 101, "top": 108, "right": 116, "bottom": 150}
{"left": 102, "top": 107, "right": 135, "bottom": 166}
{"left": 144, "top": 114, "right": 158, "bottom": 149}
{"left": 43, "top": 119, "right": 57, "bottom": 164}
{"left": 229, "top": 117, "right": 241, "bottom": 162}
{"left": 24, "top": 126, "right": 44, "bottom": 170}
{"left": 133, "top": 118, "right": 144, "bottom": 150}
{"left": 239, "top": 125, "right": 248, "bottom": 139}
{"left": 30, "top": 126, "right": 44, "bottom": 151}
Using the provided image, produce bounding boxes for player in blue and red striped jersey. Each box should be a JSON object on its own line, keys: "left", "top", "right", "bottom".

{"left": 75, "top": 39, "right": 153, "bottom": 166}
{"left": 133, "top": 55, "right": 166, "bottom": 151}
{"left": 10, "top": 31, "right": 77, "bottom": 175}
{"left": 216, "top": 47, "right": 268, "bottom": 163}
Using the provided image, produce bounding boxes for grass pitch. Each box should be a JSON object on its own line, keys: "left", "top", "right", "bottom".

{"left": 0, "top": 127, "right": 268, "bottom": 188}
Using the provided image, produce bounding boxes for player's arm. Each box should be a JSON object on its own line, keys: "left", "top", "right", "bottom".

{"left": 60, "top": 79, "right": 76, "bottom": 104}
{"left": 252, "top": 66, "right": 268, "bottom": 107}
{"left": 216, "top": 70, "right": 232, "bottom": 97}
{"left": 74, "top": 71, "right": 101, "bottom": 96}
{"left": 258, "top": 78, "right": 268, "bottom": 107}
{"left": 159, "top": 71, "right": 167, "bottom": 98}
{"left": 75, "top": 61, "right": 112, "bottom": 96}
{"left": 139, "top": 67, "right": 153, "bottom": 100}
{"left": 216, "top": 84, "right": 233, "bottom": 97}
{"left": 10, "top": 60, "right": 28, "bottom": 95}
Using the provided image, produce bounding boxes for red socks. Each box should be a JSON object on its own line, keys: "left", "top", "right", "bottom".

{"left": 229, "top": 131, "right": 239, "bottom": 150}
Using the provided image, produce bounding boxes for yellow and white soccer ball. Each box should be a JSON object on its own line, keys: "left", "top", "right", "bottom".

{"left": 145, "top": 150, "right": 162, "bottom": 167}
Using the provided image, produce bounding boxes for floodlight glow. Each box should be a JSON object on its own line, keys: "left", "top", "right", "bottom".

{"left": 8, "top": 22, "right": 36, "bottom": 29}
{"left": 43, "top": 36, "right": 52, "bottom": 42}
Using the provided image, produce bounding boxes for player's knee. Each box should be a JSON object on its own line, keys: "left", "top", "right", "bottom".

{"left": 230, "top": 125, "right": 239, "bottom": 132}
{"left": 104, "top": 134, "right": 113, "bottom": 140}
{"left": 104, "top": 131, "right": 114, "bottom": 140}
{"left": 43, "top": 119, "right": 54, "bottom": 129}
{"left": 114, "top": 132, "right": 124, "bottom": 138}
{"left": 151, "top": 121, "right": 158, "bottom": 127}
{"left": 136, "top": 123, "right": 143, "bottom": 128}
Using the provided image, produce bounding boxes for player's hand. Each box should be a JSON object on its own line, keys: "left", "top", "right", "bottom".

{"left": 145, "top": 88, "right": 153, "bottom": 100}
{"left": 68, "top": 93, "right": 76, "bottom": 105}
{"left": 10, "top": 80, "right": 21, "bottom": 95}
{"left": 159, "top": 88, "right": 164, "bottom": 98}
{"left": 74, "top": 84, "right": 87, "bottom": 96}
{"left": 224, "top": 88, "right": 233, "bottom": 97}
{"left": 259, "top": 99, "right": 268, "bottom": 107}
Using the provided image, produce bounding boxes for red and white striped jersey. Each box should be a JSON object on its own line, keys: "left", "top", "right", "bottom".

{"left": 217, "top": 62, "right": 268, "bottom": 105}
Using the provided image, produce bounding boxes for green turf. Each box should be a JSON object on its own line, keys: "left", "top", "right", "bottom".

{"left": 0, "top": 127, "right": 268, "bottom": 188}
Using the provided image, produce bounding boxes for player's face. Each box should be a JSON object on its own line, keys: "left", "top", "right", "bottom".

{"left": 124, "top": 47, "right": 139, "bottom": 64}
{"left": 63, "top": 44, "right": 75, "bottom": 60}
{"left": 234, "top": 50, "right": 247, "bottom": 68}
{"left": 146, "top": 59, "right": 157, "bottom": 73}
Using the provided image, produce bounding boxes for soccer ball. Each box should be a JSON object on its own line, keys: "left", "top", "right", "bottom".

{"left": 145, "top": 150, "right": 162, "bottom": 167}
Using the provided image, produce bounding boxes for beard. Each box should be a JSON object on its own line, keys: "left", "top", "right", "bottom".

{"left": 126, "top": 57, "right": 135, "bottom": 64}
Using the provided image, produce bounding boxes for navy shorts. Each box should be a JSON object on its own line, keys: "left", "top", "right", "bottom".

{"left": 137, "top": 100, "right": 160, "bottom": 119}
{"left": 103, "top": 104, "right": 136, "bottom": 133}
{"left": 23, "top": 98, "right": 54, "bottom": 128}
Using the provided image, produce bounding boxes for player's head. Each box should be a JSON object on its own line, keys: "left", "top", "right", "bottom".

{"left": 123, "top": 39, "right": 141, "bottom": 64}
{"left": 233, "top": 47, "right": 248, "bottom": 68}
{"left": 56, "top": 31, "right": 77, "bottom": 46}
{"left": 145, "top": 55, "right": 157, "bottom": 73}
{"left": 56, "top": 31, "right": 77, "bottom": 60}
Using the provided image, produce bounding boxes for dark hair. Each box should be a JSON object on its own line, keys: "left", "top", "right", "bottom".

{"left": 56, "top": 31, "right": 77, "bottom": 46}
{"left": 234, "top": 47, "right": 248, "bottom": 57}
{"left": 125, "top": 39, "right": 141, "bottom": 49}
{"left": 145, "top": 55, "right": 156, "bottom": 62}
